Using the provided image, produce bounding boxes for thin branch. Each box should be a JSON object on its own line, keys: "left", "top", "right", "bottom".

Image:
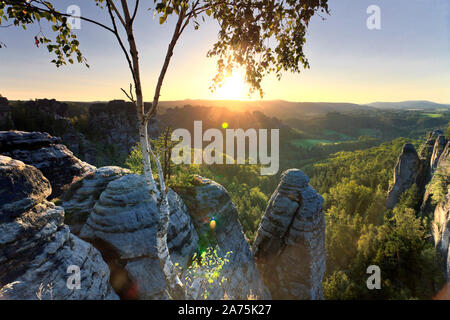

{"left": 179, "top": 0, "right": 200, "bottom": 35}
{"left": 145, "top": 8, "right": 187, "bottom": 120}
{"left": 105, "top": 0, "right": 127, "bottom": 28}
{"left": 131, "top": 0, "right": 140, "bottom": 24}
{"left": 106, "top": 0, "right": 135, "bottom": 85}
{"left": 25, "top": 2, "right": 116, "bottom": 34}
{"left": 120, "top": 83, "right": 135, "bottom": 103}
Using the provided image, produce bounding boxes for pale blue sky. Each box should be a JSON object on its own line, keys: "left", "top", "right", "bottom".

{"left": 0, "top": 0, "right": 449, "bottom": 103}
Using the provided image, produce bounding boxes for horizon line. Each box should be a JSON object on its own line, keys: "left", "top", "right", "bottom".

{"left": 5, "top": 97, "right": 450, "bottom": 106}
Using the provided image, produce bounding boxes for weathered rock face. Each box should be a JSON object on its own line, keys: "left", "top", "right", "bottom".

{"left": 431, "top": 135, "right": 447, "bottom": 173}
{"left": 0, "top": 156, "right": 117, "bottom": 300}
{"left": 417, "top": 130, "right": 446, "bottom": 192}
{"left": 386, "top": 143, "right": 422, "bottom": 209}
{"left": 61, "top": 128, "right": 97, "bottom": 166}
{"left": 75, "top": 174, "right": 198, "bottom": 300}
{"left": 0, "top": 131, "right": 95, "bottom": 198}
{"left": 427, "top": 141, "right": 450, "bottom": 279}
{"left": 0, "top": 97, "right": 13, "bottom": 130}
{"left": 387, "top": 132, "right": 450, "bottom": 280}
{"left": 88, "top": 100, "right": 159, "bottom": 157}
{"left": 21, "top": 99, "right": 69, "bottom": 119}
{"left": 62, "top": 166, "right": 131, "bottom": 234}
{"left": 252, "top": 169, "right": 326, "bottom": 300}
{"left": 421, "top": 141, "right": 450, "bottom": 214}
{"left": 174, "top": 176, "right": 270, "bottom": 300}
{"left": 432, "top": 191, "right": 450, "bottom": 279}
{"left": 66, "top": 171, "right": 270, "bottom": 299}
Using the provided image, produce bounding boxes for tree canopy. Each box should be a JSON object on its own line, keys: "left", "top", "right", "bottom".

{"left": 0, "top": 0, "right": 329, "bottom": 97}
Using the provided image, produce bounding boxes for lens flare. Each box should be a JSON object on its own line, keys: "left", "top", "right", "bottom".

{"left": 210, "top": 216, "right": 216, "bottom": 230}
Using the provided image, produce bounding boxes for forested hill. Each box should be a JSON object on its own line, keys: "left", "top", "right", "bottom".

{"left": 158, "top": 100, "right": 373, "bottom": 119}
{"left": 369, "top": 101, "right": 450, "bottom": 110}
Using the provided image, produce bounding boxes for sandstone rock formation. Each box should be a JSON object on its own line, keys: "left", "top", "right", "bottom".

{"left": 421, "top": 141, "right": 449, "bottom": 214}
{"left": 431, "top": 135, "right": 447, "bottom": 172}
{"left": 428, "top": 141, "right": 449, "bottom": 279}
{"left": 0, "top": 96, "right": 13, "bottom": 130}
{"left": 21, "top": 98, "right": 69, "bottom": 119}
{"left": 0, "top": 155, "right": 117, "bottom": 300}
{"left": 62, "top": 166, "right": 131, "bottom": 234}
{"left": 0, "top": 131, "right": 95, "bottom": 198}
{"left": 88, "top": 100, "right": 159, "bottom": 158}
{"left": 252, "top": 169, "right": 326, "bottom": 300}
{"left": 386, "top": 143, "right": 422, "bottom": 209}
{"left": 432, "top": 191, "right": 450, "bottom": 279}
{"left": 73, "top": 174, "right": 198, "bottom": 299}
{"left": 175, "top": 176, "right": 270, "bottom": 300}
{"left": 418, "top": 130, "right": 444, "bottom": 184}
{"left": 62, "top": 128, "right": 98, "bottom": 166}
{"left": 386, "top": 131, "right": 450, "bottom": 280}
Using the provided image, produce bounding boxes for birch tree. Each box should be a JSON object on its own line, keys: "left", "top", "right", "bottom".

{"left": 0, "top": 0, "right": 329, "bottom": 299}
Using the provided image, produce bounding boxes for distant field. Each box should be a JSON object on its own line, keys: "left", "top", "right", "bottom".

{"left": 421, "top": 113, "right": 443, "bottom": 118}
{"left": 358, "top": 128, "right": 381, "bottom": 137}
{"left": 322, "top": 129, "right": 352, "bottom": 140}
{"left": 290, "top": 139, "right": 334, "bottom": 149}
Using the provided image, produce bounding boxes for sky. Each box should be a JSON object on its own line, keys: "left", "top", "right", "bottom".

{"left": 0, "top": 0, "right": 449, "bottom": 104}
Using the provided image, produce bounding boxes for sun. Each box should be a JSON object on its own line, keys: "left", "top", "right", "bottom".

{"left": 214, "top": 70, "right": 247, "bottom": 100}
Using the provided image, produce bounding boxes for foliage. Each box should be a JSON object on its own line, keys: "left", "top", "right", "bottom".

{"left": 1, "top": 0, "right": 330, "bottom": 98}
{"left": 0, "top": 0, "right": 87, "bottom": 66}
{"left": 309, "top": 138, "right": 420, "bottom": 195}
{"left": 180, "top": 247, "right": 232, "bottom": 300}
{"left": 150, "top": 127, "right": 177, "bottom": 180}
{"left": 427, "top": 162, "right": 450, "bottom": 205}
{"left": 125, "top": 143, "right": 145, "bottom": 175}
{"left": 205, "top": 0, "right": 329, "bottom": 97}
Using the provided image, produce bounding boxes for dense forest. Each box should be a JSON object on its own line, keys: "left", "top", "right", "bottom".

{"left": 309, "top": 139, "right": 445, "bottom": 299}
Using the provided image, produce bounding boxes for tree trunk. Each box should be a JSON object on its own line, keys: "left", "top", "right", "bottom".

{"left": 137, "top": 103, "right": 185, "bottom": 299}
{"left": 149, "top": 146, "right": 186, "bottom": 299}
{"left": 118, "top": 0, "right": 186, "bottom": 299}
{"left": 138, "top": 119, "right": 157, "bottom": 193}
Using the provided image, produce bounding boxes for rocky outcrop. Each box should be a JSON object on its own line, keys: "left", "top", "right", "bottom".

{"left": 0, "top": 96, "right": 13, "bottom": 130}
{"left": 174, "top": 176, "right": 270, "bottom": 300}
{"left": 428, "top": 141, "right": 450, "bottom": 279}
{"left": 71, "top": 174, "right": 198, "bottom": 299}
{"left": 62, "top": 166, "right": 131, "bottom": 234}
{"left": 421, "top": 141, "right": 450, "bottom": 214}
{"left": 21, "top": 99, "right": 69, "bottom": 119}
{"left": 416, "top": 130, "right": 446, "bottom": 192}
{"left": 0, "top": 155, "right": 117, "bottom": 300}
{"left": 386, "top": 143, "right": 423, "bottom": 209}
{"left": 88, "top": 100, "right": 159, "bottom": 158}
{"left": 431, "top": 135, "right": 448, "bottom": 173}
{"left": 432, "top": 191, "right": 450, "bottom": 279}
{"left": 62, "top": 128, "right": 97, "bottom": 165}
{"left": 386, "top": 131, "right": 448, "bottom": 210}
{"left": 65, "top": 170, "right": 270, "bottom": 300}
{"left": 0, "top": 131, "right": 95, "bottom": 198}
{"left": 252, "top": 169, "right": 325, "bottom": 300}
{"left": 386, "top": 131, "right": 450, "bottom": 280}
